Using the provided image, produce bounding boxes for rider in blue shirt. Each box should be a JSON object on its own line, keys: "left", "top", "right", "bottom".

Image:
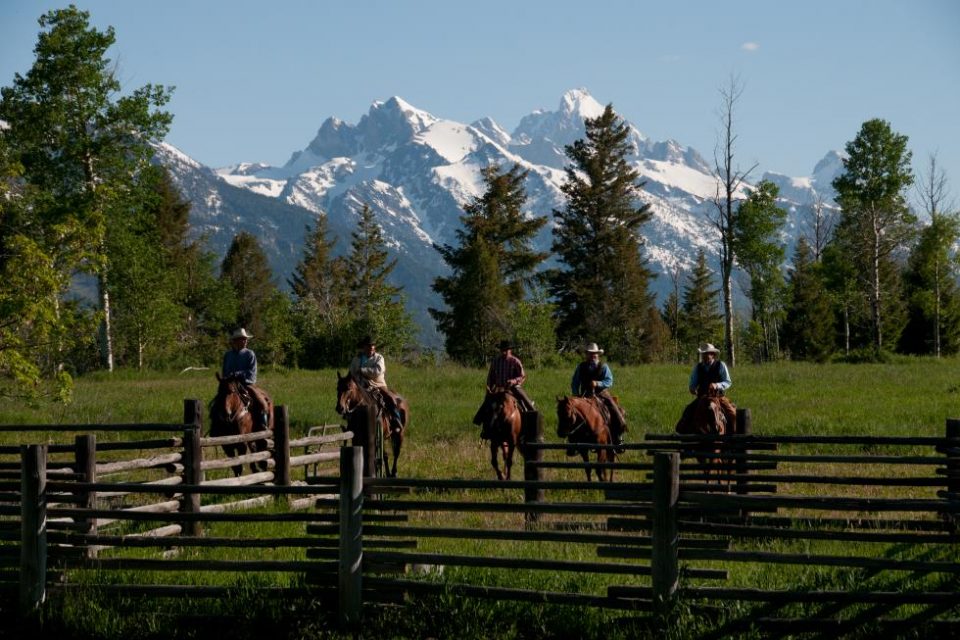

{"left": 221, "top": 328, "right": 271, "bottom": 428}
{"left": 570, "top": 343, "right": 626, "bottom": 450}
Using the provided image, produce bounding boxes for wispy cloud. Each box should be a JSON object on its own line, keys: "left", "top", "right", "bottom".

{"left": 741, "top": 42, "right": 760, "bottom": 53}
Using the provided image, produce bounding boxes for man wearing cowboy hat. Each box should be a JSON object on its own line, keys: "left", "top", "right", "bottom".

{"left": 473, "top": 340, "right": 535, "bottom": 438}
{"left": 349, "top": 336, "right": 405, "bottom": 434}
{"left": 571, "top": 343, "right": 627, "bottom": 450}
{"left": 689, "top": 343, "right": 732, "bottom": 397}
{"left": 677, "top": 342, "right": 736, "bottom": 432}
{"left": 221, "top": 328, "right": 272, "bottom": 428}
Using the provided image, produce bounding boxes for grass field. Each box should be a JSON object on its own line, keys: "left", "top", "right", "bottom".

{"left": 4, "top": 359, "right": 960, "bottom": 639}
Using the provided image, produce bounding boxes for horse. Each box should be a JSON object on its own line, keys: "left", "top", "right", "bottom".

{"left": 209, "top": 373, "right": 273, "bottom": 477}
{"left": 482, "top": 386, "right": 524, "bottom": 480}
{"left": 675, "top": 393, "right": 734, "bottom": 485}
{"left": 335, "top": 371, "right": 407, "bottom": 477}
{"left": 556, "top": 395, "right": 616, "bottom": 482}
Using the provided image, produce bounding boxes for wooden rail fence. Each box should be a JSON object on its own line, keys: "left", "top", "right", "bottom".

{"left": 2, "top": 407, "right": 960, "bottom": 636}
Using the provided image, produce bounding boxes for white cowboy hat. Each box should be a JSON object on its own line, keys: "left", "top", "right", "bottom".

{"left": 231, "top": 328, "right": 253, "bottom": 339}
{"left": 582, "top": 342, "right": 604, "bottom": 354}
{"left": 698, "top": 342, "right": 720, "bottom": 354}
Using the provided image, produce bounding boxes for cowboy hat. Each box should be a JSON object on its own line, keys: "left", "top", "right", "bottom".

{"left": 698, "top": 342, "right": 720, "bottom": 354}
{"left": 497, "top": 340, "right": 513, "bottom": 350}
{"left": 356, "top": 335, "right": 376, "bottom": 348}
{"left": 231, "top": 328, "right": 253, "bottom": 339}
{"left": 582, "top": 342, "right": 604, "bottom": 354}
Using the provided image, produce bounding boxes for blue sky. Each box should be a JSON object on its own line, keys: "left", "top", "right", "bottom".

{"left": 2, "top": 1, "right": 959, "bottom": 200}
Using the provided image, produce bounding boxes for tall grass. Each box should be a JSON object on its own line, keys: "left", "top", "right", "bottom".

{"left": 4, "top": 359, "right": 960, "bottom": 639}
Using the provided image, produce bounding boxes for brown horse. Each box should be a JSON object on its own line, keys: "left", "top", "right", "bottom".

{"left": 209, "top": 373, "right": 273, "bottom": 477}
{"left": 675, "top": 393, "right": 734, "bottom": 484}
{"left": 482, "top": 386, "right": 523, "bottom": 480}
{"left": 556, "top": 396, "right": 616, "bottom": 482}
{"left": 335, "top": 372, "right": 407, "bottom": 477}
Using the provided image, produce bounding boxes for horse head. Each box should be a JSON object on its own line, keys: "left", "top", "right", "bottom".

{"left": 211, "top": 372, "right": 249, "bottom": 433}
{"left": 556, "top": 396, "right": 582, "bottom": 438}
{"left": 335, "top": 371, "right": 361, "bottom": 417}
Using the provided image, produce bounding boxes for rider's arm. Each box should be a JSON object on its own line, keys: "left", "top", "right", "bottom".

{"left": 596, "top": 365, "right": 613, "bottom": 391}
{"left": 570, "top": 367, "right": 580, "bottom": 396}
{"left": 508, "top": 358, "right": 526, "bottom": 387}
{"left": 688, "top": 365, "right": 699, "bottom": 395}
{"left": 714, "top": 362, "right": 732, "bottom": 392}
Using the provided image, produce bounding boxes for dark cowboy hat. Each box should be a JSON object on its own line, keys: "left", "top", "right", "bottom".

{"left": 356, "top": 335, "right": 376, "bottom": 348}
{"left": 497, "top": 340, "right": 513, "bottom": 350}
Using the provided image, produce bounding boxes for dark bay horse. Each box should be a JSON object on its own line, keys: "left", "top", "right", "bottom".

{"left": 335, "top": 372, "right": 407, "bottom": 477}
{"left": 209, "top": 373, "right": 273, "bottom": 477}
{"left": 482, "top": 386, "right": 523, "bottom": 480}
{"left": 675, "top": 393, "right": 735, "bottom": 484}
{"left": 556, "top": 396, "right": 616, "bottom": 482}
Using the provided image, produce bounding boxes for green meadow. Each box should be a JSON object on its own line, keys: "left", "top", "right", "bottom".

{"left": 4, "top": 359, "right": 960, "bottom": 639}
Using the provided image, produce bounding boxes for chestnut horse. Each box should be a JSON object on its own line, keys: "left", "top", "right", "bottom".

{"left": 675, "top": 393, "right": 734, "bottom": 484}
{"left": 556, "top": 396, "right": 616, "bottom": 482}
{"left": 335, "top": 372, "right": 407, "bottom": 477}
{"left": 482, "top": 386, "right": 524, "bottom": 480}
{"left": 209, "top": 373, "right": 273, "bottom": 477}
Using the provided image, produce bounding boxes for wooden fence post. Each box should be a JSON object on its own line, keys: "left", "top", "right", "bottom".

{"left": 273, "top": 405, "right": 291, "bottom": 492}
{"left": 20, "top": 444, "right": 47, "bottom": 615}
{"left": 181, "top": 399, "right": 203, "bottom": 537}
{"left": 735, "top": 408, "right": 752, "bottom": 521}
{"left": 652, "top": 451, "right": 679, "bottom": 616}
{"left": 944, "top": 419, "right": 960, "bottom": 530}
{"left": 521, "top": 411, "right": 544, "bottom": 523}
{"left": 75, "top": 434, "right": 97, "bottom": 558}
{"left": 349, "top": 406, "right": 378, "bottom": 478}
{"left": 339, "top": 446, "right": 363, "bottom": 631}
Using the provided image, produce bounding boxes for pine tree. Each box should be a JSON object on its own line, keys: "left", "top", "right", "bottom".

{"left": 431, "top": 164, "right": 548, "bottom": 365}
{"left": 782, "top": 238, "right": 834, "bottom": 362}
{"left": 830, "top": 119, "right": 915, "bottom": 353}
{"left": 679, "top": 249, "right": 723, "bottom": 358}
{"left": 343, "top": 204, "right": 414, "bottom": 353}
{"left": 0, "top": 7, "right": 172, "bottom": 371}
{"left": 548, "top": 104, "right": 658, "bottom": 362}
{"left": 289, "top": 214, "right": 350, "bottom": 367}
{"left": 220, "top": 232, "right": 279, "bottom": 342}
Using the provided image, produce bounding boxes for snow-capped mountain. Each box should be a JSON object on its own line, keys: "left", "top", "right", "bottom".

{"left": 159, "top": 89, "right": 844, "bottom": 347}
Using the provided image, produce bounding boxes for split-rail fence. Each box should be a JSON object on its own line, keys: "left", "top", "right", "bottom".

{"left": 2, "top": 403, "right": 960, "bottom": 637}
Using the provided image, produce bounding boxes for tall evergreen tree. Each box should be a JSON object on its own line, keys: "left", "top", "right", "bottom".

{"left": 782, "top": 238, "right": 834, "bottom": 361}
{"left": 0, "top": 7, "right": 172, "bottom": 371}
{"left": 431, "top": 164, "right": 548, "bottom": 365}
{"left": 289, "top": 214, "right": 351, "bottom": 367}
{"left": 548, "top": 104, "right": 658, "bottom": 362}
{"left": 733, "top": 180, "right": 788, "bottom": 361}
{"left": 679, "top": 249, "right": 723, "bottom": 358}
{"left": 343, "top": 204, "right": 414, "bottom": 353}
{"left": 830, "top": 118, "right": 915, "bottom": 353}
{"left": 220, "top": 232, "right": 278, "bottom": 342}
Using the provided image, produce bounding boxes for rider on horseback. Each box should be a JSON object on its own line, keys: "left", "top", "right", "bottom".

{"left": 678, "top": 342, "right": 737, "bottom": 431}
{"left": 571, "top": 343, "right": 627, "bottom": 450}
{"left": 473, "top": 340, "right": 535, "bottom": 439}
{"left": 221, "top": 328, "right": 271, "bottom": 428}
{"left": 348, "top": 336, "right": 404, "bottom": 434}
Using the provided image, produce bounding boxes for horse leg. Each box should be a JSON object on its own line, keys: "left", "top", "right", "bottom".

{"left": 491, "top": 441, "right": 503, "bottom": 481}
{"left": 223, "top": 444, "right": 243, "bottom": 478}
{"left": 389, "top": 430, "right": 402, "bottom": 478}
{"left": 580, "top": 449, "right": 592, "bottom": 482}
{"left": 503, "top": 441, "right": 513, "bottom": 481}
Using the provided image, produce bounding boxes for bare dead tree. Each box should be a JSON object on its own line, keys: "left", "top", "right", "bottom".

{"left": 914, "top": 152, "right": 956, "bottom": 358}
{"left": 710, "top": 75, "right": 757, "bottom": 368}
{"left": 810, "top": 193, "right": 838, "bottom": 262}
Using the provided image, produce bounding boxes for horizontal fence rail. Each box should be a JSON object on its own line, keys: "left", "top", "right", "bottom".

{"left": 3, "top": 407, "right": 960, "bottom": 635}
